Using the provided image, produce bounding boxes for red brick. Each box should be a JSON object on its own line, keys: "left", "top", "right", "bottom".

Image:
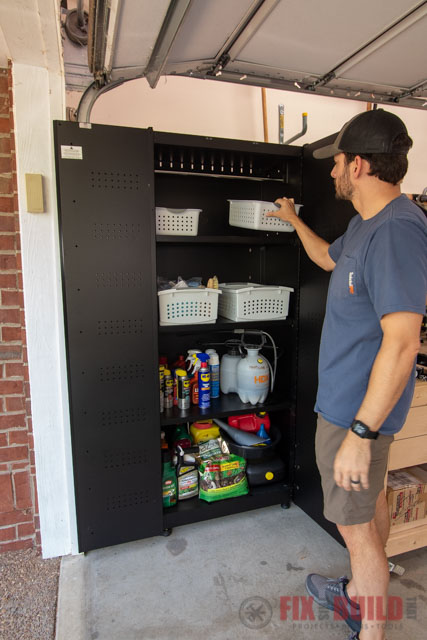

{"left": 0, "top": 116, "right": 11, "bottom": 134}
{"left": 29, "top": 450, "right": 35, "bottom": 466}
{"left": 17, "top": 522, "right": 35, "bottom": 538}
{"left": 8, "top": 110, "right": 14, "bottom": 132}
{"left": 34, "top": 515, "right": 40, "bottom": 530}
{"left": 13, "top": 194, "right": 19, "bottom": 212}
{"left": 0, "top": 413, "right": 26, "bottom": 429}
{"left": 0, "top": 273, "right": 17, "bottom": 288}
{"left": 0, "top": 526, "right": 16, "bottom": 541}
{"left": 0, "top": 196, "right": 13, "bottom": 213}
{"left": 8, "top": 430, "right": 28, "bottom": 446}
{"left": 0, "top": 175, "right": 12, "bottom": 192}
{"left": 0, "top": 446, "right": 28, "bottom": 463}
{"left": 0, "top": 214, "right": 14, "bottom": 232}
{"left": 0, "top": 509, "right": 32, "bottom": 526}
{"left": 13, "top": 470, "right": 32, "bottom": 508}
{"left": 0, "top": 75, "right": 8, "bottom": 94}
{"left": 0, "top": 94, "right": 10, "bottom": 115}
{"left": 5, "top": 363, "right": 24, "bottom": 377}
{"left": 0, "top": 473, "right": 14, "bottom": 510}
{"left": 0, "top": 308, "right": 20, "bottom": 324}
{"left": 0, "top": 538, "right": 33, "bottom": 552}
{"left": 16, "top": 272, "right": 23, "bottom": 289}
{"left": 0, "top": 156, "right": 12, "bottom": 173}
{"left": 15, "top": 252, "right": 21, "bottom": 270}
{"left": 0, "top": 254, "right": 16, "bottom": 270}
{"left": 0, "top": 379, "right": 23, "bottom": 395}
{"left": 0, "top": 136, "right": 11, "bottom": 154}
{"left": 25, "top": 398, "right": 32, "bottom": 415}
{"left": 1, "top": 289, "right": 21, "bottom": 306}
{"left": 27, "top": 433, "right": 34, "bottom": 449}
{"left": 0, "top": 433, "right": 7, "bottom": 446}
{"left": 1, "top": 327, "right": 22, "bottom": 342}
{"left": 0, "top": 463, "right": 9, "bottom": 473}
{"left": 0, "top": 234, "right": 14, "bottom": 251}
{"left": 11, "top": 462, "right": 28, "bottom": 471}
{"left": 5, "top": 396, "right": 25, "bottom": 412}
{"left": 20, "top": 309, "right": 26, "bottom": 328}
{"left": 0, "top": 346, "right": 22, "bottom": 360}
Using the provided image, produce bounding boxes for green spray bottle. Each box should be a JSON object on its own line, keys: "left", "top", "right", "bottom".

{"left": 162, "top": 450, "right": 177, "bottom": 507}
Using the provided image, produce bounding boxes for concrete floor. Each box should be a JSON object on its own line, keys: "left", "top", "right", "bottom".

{"left": 55, "top": 504, "right": 427, "bottom": 640}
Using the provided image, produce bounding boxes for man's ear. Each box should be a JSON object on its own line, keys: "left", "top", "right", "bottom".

{"left": 353, "top": 155, "right": 366, "bottom": 178}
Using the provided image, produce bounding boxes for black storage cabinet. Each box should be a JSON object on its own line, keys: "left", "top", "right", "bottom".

{"left": 54, "top": 121, "right": 354, "bottom": 552}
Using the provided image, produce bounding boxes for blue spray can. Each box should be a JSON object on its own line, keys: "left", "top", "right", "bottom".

{"left": 198, "top": 354, "right": 211, "bottom": 409}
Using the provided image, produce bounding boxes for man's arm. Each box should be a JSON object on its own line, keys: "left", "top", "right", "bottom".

{"left": 266, "top": 197, "right": 336, "bottom": 272}
{"left": 333, "top": 311, "right": 422, "bottom": 492}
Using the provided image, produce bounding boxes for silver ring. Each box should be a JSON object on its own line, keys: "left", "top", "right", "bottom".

{"left": 350, "top": 479, "right": 361, "bottom": 484}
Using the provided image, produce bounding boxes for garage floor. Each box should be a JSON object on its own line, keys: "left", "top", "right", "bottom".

{"left": 55, "top": 504, "right": 427, "bottom": 640}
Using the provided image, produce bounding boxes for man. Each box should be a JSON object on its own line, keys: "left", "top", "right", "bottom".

{"left": 268, "top": 109, "right": 427, "bottom": 640}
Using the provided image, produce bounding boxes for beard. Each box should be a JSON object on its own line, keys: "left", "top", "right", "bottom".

{"left": 334, "top": 167, "right": 354, "bottom": 201}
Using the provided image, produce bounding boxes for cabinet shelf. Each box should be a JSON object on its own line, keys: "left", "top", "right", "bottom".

{"left": 160, "top": 394, "right": 292, "bottom": 426}
{"left": 163, "top": 481, "right": 290, "bottom": 529}
{"left": 158, "top": 317, "right": 294, "bottom": 334}
{"left": 156, "top": 234, "right": 299, "bottom": 246}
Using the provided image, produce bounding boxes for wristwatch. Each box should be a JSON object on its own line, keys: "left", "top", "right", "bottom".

{"left": 350, "top": 419, "right": 379, "bottom": 440}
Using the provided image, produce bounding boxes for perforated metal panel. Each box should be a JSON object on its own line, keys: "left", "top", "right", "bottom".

{"left": 54, "top": 121, "right": 162, "bottom": 552}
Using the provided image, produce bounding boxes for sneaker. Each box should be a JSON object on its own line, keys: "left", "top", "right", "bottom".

{"left": 305, "top": 574, "right": 361, "bottom": 633}
{"left": 347, "top": 633, "right": 359, "bottom": 639}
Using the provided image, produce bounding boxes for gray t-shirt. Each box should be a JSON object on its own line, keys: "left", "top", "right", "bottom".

{"left": 315, "top": 195, "right": 427, "bottom": 435}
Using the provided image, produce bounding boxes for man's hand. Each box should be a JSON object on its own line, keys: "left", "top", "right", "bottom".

{"left": 333, "top": 431, "right": 371, "bottom": 492}
{"left": 266, "top": 197, "right": 299, "bottom": 225}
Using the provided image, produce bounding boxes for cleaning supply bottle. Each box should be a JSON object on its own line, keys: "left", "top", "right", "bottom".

{"left": 172, "top": 424, "right": 192, "bottom": 449}
{"left": 236, "top": 347, "right": 271, "bottom": 405}
{"left": 175, "top": 446, "right": 199, "bottom": 500}
{"left": 220, "top": 344, "right": 241, "bottom": 394}
{"left": 198, "top": 354, "right": 211, "bottom": 409}
{"left": 208, "top": 352, "right": 220, "bottom": 398}
{"left": 162, "top": 450, "right": 177, "bottom": 508}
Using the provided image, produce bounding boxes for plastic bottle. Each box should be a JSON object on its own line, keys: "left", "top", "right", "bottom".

{"left": 209, "top": 352, "right": 220, "bottom": 398}
{"left": 172, "top": 424, "right": 192, "bottom": 449}
{"left": 236, "top": 347, "right": 270, "bottom": 405}
{"left": 162, "top": 450, "right": 177, "bottom": 508}
{"left": 198, "top": 354, "right": 211, "bottom": 408}
{"left": 220, "top": 345, "right": 241, "bottom": 394}
{"left": 176, "top": 446, "right": 199, "bottom": 500}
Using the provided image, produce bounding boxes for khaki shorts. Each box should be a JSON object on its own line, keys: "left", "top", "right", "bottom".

{"left": 315, "top": 414, "right": 394, "bottom": 526}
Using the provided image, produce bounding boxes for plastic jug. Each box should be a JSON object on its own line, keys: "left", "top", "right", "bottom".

{"left": 236, "top": 347, "right": 270, "bottom": 405}
{"left": 220, "top": 345, "right": 241, "bottom": 394}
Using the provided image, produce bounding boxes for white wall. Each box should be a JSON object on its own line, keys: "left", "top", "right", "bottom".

{"left": 14, "top": 62, "right": 78, "bottom": 558}
{"left": 68, "top": 75, "right": 427, "bottom": 194}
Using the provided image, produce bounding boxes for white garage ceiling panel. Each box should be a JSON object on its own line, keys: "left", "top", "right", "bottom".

{"left": 72, "top": 0, "right": 427, "bottom": 119}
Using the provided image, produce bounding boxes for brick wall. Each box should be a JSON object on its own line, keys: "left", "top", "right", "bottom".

{"left": 0, "top": 63, "right": 40, "bottom": 552}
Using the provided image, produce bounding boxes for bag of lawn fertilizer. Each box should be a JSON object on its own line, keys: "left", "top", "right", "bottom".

{"left": 198, "top": 452, "right": 248, "bottom": 502}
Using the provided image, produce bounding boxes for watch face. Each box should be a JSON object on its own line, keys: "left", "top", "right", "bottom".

{"left": 353, "top": 423, "right": 367, "bottom": 437}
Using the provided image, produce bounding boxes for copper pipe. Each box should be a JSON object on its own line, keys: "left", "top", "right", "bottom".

{"left": 262, "top": 88, "right": 269, "bottom": 142}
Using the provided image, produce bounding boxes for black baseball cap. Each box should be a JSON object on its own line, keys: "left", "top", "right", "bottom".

{"left": 313, "top": 109, "right": 411, "bottom": 159}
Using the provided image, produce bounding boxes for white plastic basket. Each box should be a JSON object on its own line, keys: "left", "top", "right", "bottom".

{"left": 218, "top": 283, "right": 294, "bottom": 322}
{"left": 155, "top": 207, "right": 201, "bottom": 236}
{"left": 228, "top": 200, "right": 302, "bottom": 232}
{"left": 158, "top": 288, "right": 222, "bottom": 325}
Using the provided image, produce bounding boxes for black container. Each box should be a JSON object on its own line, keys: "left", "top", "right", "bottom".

{"left": 246, "top": 456, "right": 286, "bottom": 486}
{"left": 219, "top": 424, "right": 281, "bottom": 460}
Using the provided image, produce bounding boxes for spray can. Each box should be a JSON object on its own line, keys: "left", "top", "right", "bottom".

{"left": 176, "top": 368, "right": 190, "bottom": 410}
{"left": 159, "top": 365, "right": 165, "bottom": 412}
{"left": 209, "top": 352, "right": 220, "bottom": 398}
{"left": 198, "top": 354, "right": 211, "bottom": 409}
{"left": 164, "top": 369, "right": 173, "bottom": 409}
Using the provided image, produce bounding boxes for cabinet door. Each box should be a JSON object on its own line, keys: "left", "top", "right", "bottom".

{"left": 294, "top": 135, "right": 355, "bottom": 543}
{"left": 54, "top": 122, "right": 162, "bottom": 552}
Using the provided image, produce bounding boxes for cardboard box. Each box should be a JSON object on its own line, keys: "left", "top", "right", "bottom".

{"left": 387, "top": 466, "right": 427, "bottom": 527}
